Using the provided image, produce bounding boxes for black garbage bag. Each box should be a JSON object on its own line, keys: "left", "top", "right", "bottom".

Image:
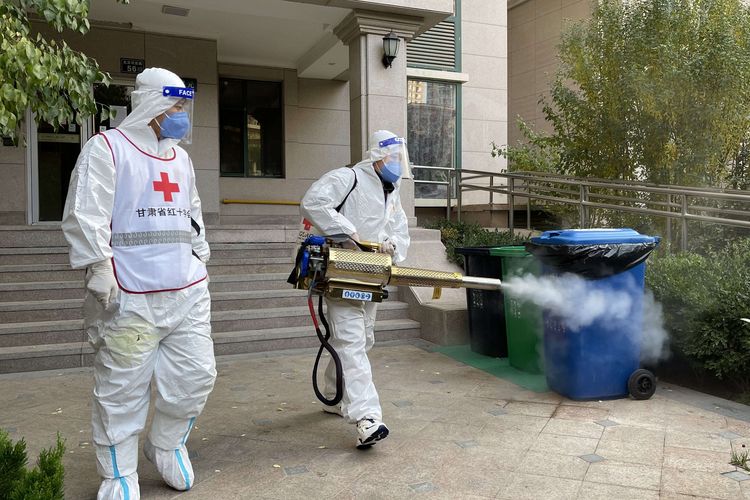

{"left": 524, "top": 241, "right": 659, "bottom": 279}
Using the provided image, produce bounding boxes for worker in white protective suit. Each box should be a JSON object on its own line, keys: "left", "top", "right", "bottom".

{"left": 62, "top": 68, "right": 215, "bottom": 499}
{"left": 300, "top": 130, "right": 410, "bottom": 448}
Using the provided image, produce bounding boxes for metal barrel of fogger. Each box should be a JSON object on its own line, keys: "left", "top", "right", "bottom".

{"left": 325, "top": 248, "right": 503, "bottom": 290}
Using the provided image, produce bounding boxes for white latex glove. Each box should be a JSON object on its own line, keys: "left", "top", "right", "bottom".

{"left": 340, "top": 233, "right": 360, "bottom": 250}
{"left": 379, "top": 238, "right": 396, "bottom": 257}
{"left": 86, "top": 260, "right": 118, "bottom": 307}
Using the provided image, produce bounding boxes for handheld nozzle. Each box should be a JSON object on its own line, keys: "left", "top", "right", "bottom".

{"left": 289, "top": 237, "right": 503, "bottom": 302}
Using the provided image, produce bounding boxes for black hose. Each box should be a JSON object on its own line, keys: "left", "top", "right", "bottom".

{"left": 308, "top": 281, "right": 343, "bottom": 406}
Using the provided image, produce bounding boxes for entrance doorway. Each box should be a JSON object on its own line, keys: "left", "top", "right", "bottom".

{"left": 29, "top": 82, "right": 134, "bottom": 223}
{"left": 33, "top": 119, "right": 84, "bottom": 222}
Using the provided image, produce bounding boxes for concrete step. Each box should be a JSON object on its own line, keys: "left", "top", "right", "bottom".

{"left": 205, "top": 257, "right": 292, "bottom": 274}
{"left": 0, "top": 256, "right": 294, "bottom": 282}
{"left": 0, "top": 243, "right": 298, "bottom": 266}
{"left": 210, "top": 243, "right": 296, "bottom": 259}
{"left": 0, "top": 318, "right": 421, "bottom": 373}
{"left": 0, "top": 288, "right": 324, "bottom": 322}
{"left": 0, "top": 273, "right": 292, "bottom": 301}
{"left": 0, "top": 226, "right": 67, "bottom": 248}
{"left": 0, "top": 264, "right": 83, "bottom": 283}
{"left": 0, "top": 247, "right": 70, "bottom": 265}
{"left": 211, "top": 319, "right": 421, "bottom": 356}
{"left": 0, "top": 286, "right": 400, "bottom": 322}
{"left": 0, "top": 281, "right": 86, "bottom": 301}
{"left": 210, "top": 301, "right": 411, "bottom": 333}
{"left": 0, "top": 299, "right": 411, "bottom": 347}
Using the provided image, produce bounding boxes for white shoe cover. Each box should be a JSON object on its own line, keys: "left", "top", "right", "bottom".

{"left": 144, "top": 439, "right": 194, "bottom": 490}
{"left": 322, "top": 404, "right": 343, "bottom": 417}
{"left": 356, "top": 418, "right": 389, "bottom": 448}
{"left": 97, "top": 473, "right": 140, "bottom": 500}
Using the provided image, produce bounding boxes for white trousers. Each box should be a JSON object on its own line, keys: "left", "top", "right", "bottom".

{"left": 86, "top": 280, "right": 216, "bottom": 478}
{"left": 323, "top": 297, "right": 381, "bottom": 423}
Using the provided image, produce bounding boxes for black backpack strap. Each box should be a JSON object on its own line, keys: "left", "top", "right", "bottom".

{"left": 334, "top": 169, "right": 358, "bottom": 213}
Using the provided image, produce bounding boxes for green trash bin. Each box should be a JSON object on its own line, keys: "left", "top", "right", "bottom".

{"left": 491, "top": 246, "right": 543, "bottom": 374}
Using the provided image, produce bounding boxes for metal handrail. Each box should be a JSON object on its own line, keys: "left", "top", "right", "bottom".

{"left": 410, "top": 164, "right": 750, "bottom": 251}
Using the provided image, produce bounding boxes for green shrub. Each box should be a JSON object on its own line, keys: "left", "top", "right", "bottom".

{"left": 646, "top": 238, "right": 750, "bottom": 390}
{"left": 0, "top": 430, "right": 65, "bottom": 500}
{"left": 425, "top": 219, "right": 530, "bottom": 267}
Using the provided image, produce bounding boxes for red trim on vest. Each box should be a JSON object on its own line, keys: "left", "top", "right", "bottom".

{"left": 98, "top": 133, "right": 116, "bottom": 167}
{"left": 114, "top": 128, "right": 176, "bottom": 161}
{"left": 111, "top": 257, "right": 208, "bottom": 294}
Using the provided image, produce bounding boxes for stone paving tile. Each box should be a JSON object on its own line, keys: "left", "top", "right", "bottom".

{"left": 723, "top": 470, "right": 750, "bottom": 481}
{"left": 533, "top": 432, "right": 600, "bottom": 457}
{"left": 584, "top": 461, "right": 662, "bottom": 491}
{"left": 3, "top": 343, "right": 750, "bottom": 499}
{"left": 552, "top": 404, "right": 612, "bottom": 422}
{"left": 481, "top": 413, "right": 551, "bottom": 434}
{"left": 663, "top": 446, "right": 737, "bottom": 473}
{"left": 451, "top": 446, "right": 520, "bottom": 472}
{"left": 474, "top": 428, "right": 539, "bottom": 452}
{"left": 497, "top": 472, "right": 582, "bottom": 499}
{"left": 542, "top": 418, "right": 604, "bottom": 439}
{"left": 579, "top": 454, "right": 605, "bottom": 463}
{"left": 595, "top": 438, "right": 664, "bottom": 466}
{"left": 504, "top": 401, "right": 558, "bottom": 417}
{"left": 431, "top": 462, "right": 509, "bottom": 498}
{"left": 577, "top": 481, "right": 660, "bottom": 500}
{"left": 601, "top": 424, "right": 666, "bottom": 445}
{"left": 415, "top": 421, "right": 484, "bottom": 441}
{"left": 516, "top": 451, "right": 590, "bottom": 480}
{"left": 665, "top": 429, "right": 734, "bottom": 453}
{"left": 661, "top": 467, "right": 743, "bottom": 499}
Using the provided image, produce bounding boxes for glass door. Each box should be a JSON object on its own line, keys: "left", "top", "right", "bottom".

{"left": 28, "top": 82, "right": 134, "bottom": 223}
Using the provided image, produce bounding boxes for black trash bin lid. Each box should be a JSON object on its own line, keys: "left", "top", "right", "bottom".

{"left": 526, "top": 228, "right": 660, "bottom": 279}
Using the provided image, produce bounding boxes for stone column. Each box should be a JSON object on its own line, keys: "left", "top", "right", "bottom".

{"left": 334, "top": 10, "right": 422, "bottom": 221}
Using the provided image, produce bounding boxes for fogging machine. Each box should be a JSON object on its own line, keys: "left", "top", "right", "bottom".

{"left": 287, "top": 235, "right": 503, "bottom": 406}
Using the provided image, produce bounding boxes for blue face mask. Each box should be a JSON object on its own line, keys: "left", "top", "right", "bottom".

{"left": 159, "top": 111, "right": 190, "bottom": 139}
{"left": 379, "top": 161, "right": 401, "bottom": 183}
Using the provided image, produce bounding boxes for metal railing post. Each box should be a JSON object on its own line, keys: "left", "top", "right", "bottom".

{"left": 665, "top": 194, "right": 672, "bottom": 254}
{"left": 489, "top": 176, "right": 494, "bottom": 206}
{"left": 579, "top": 185, "right": 589, "bottom": 228}
{"left": 508, "top": 177, "right": 515, "bottom": 235}
{"left": 527, "top": 183, "right": 532, "bottom": 231}
{"left": 681, "top": 194, "right": 688, "bottom": 251}
{"left": 457, "top": 169, "right": 462, "bottom": 223}
{"left": 446, "top": 168, "right": 452, "bottom": 221}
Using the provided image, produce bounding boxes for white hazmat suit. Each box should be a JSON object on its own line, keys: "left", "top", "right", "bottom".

{"left": 300, "top": 130, "right": 410, "bottom": 447}
{"left": 62, "top": 68, "right": 215, "bottom": 499}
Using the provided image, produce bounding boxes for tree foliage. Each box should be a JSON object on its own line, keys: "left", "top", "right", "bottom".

{"left": 497, "top": 0, "right": 750, "bottom": 189}
{"left": 0, "top": 429, "right": 65, "bottom": 500}
{"left": 0, "top": 0, "right": 129, "bottom": 140}
{"left": 646, "top": 239, "right": 750, "bottom": 390}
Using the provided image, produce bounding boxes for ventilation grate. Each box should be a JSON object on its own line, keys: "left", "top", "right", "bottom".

{"left": 407, "top": 20, "right": 456, "bottom": 69}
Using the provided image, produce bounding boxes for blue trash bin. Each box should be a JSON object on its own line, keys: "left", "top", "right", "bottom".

{"left": 526, "top": 228, "right": 659, "bottom": 400}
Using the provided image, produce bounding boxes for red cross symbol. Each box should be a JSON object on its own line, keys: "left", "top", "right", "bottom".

{"left": 153, "top": 172, "right": 180, "bottom": 202}
{"left": 302, "top": 218, "right": 313, "bottom": 230}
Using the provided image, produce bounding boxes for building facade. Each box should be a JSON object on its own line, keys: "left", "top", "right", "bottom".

{"left": 0, "top": 0, "right": 509, "bottom": 227}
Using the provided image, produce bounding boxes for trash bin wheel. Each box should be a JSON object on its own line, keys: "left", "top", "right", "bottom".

{"left": 628, "top": 369, "right": 656, "bottom": 400}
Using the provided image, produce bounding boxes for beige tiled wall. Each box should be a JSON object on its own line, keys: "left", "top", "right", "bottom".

{"left": 217, "top": 64, "right": 350, "bottom": 224}
{"left": 508, "top": 0, "right": 591, "bottom": 146}
{"left": 0, "top": 24, "right": 220, "bottom": 225}
{"left": 460, "top": 0, "right": 509, "bottom": 205}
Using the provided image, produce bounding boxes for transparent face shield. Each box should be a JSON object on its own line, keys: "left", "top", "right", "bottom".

{"left": 159, "top": 86, "right": 195, "bottom": 144}
{"left": 379, "top": 136, "right": 412, "bottom": 180}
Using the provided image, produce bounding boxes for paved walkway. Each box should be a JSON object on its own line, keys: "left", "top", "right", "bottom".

{"left": 1, "top": 341, "right": 749, "bottom": 499}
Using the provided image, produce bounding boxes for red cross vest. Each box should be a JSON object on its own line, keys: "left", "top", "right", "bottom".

{"left": 104, "top": 129, "right": 207, "bottom": 293}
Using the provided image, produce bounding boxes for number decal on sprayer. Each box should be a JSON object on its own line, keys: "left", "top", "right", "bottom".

{"left": 342, "top": 290, "right": 373, "bottom": 301}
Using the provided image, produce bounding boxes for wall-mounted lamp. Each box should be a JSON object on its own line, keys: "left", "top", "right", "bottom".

{"left": 382, "top": 31, "right": 400, "bottom": 68}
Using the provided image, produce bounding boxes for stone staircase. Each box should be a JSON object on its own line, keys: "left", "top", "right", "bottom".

{"left": 0, "top": 225, "right": 422, "bottom": 373}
